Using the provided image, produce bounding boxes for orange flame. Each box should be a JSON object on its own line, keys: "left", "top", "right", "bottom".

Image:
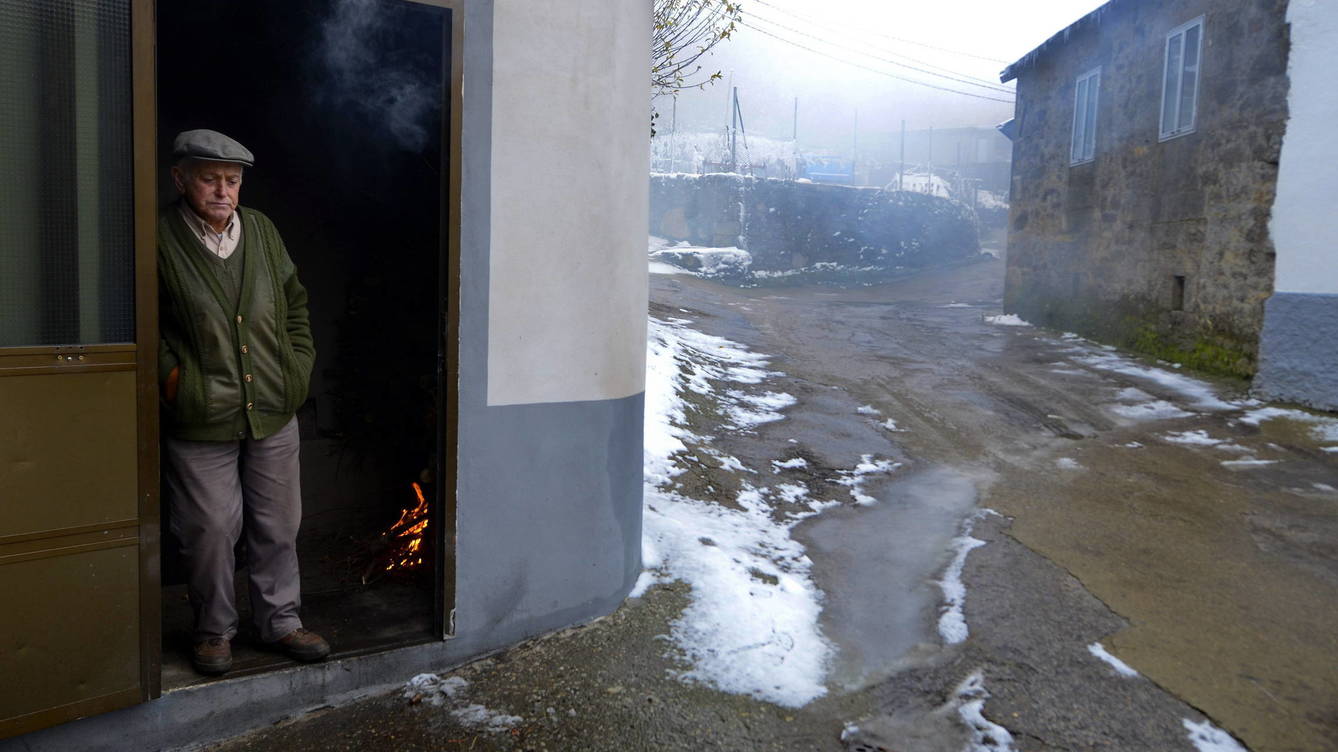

{"left": 383, "top": 482, "right": 430, "bottom": 572}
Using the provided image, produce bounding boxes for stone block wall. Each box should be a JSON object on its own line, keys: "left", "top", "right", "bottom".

{"left": 650, "top": 173, "right": 980, "bottom": 273}
{"left": 1004, "top": 0, "right": 1289, "bottom": 378}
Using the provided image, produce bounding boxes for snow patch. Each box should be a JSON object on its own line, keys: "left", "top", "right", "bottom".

{"left": 937, "top": 511, "right": 995, "bottom": 644}
{"left": 1163, "top": 430, "right": 1223, "bottom": 446}
{"left": 402, "top": 674, "right": 522, "bottom": 733}
{"left": 941, "top": 302, "right": 974, "bottom": 308}
{"left": 1075, "top": 351, "right": 1234, "bottom": 411}
{"left": 956, "top": 671, "right": 1018, "bottom": 751}
{"left": 1240, "top": 407, "right": 1338, "bottom": 443}
{"left": 833, "top": 454, "right": 901, "bottom": 506}
{"left": 881, "top": 418, "right": 905, "bottom": 432}
{"left": 1220, "top": 458, "right": 1278, "bottom": 468}
{"left": 1108, "top": 400, "right": 1193, "bottom": 421}
{"left": 1183, "top": 718, "right": 1248, "bottom": 752}
{"left": 985, "top": 314, "right": 1031, "bottom": 327}
{"left": 641, "top": 316, "right": 833, "bottom": 707}
{"left": 1055, "top": 457, "right": 1084, "bottom": 470}
{"left": 772, "top": 457, "right": 808, "bottom": 471}
{"left": 856, "top": 404, "right": 880, "bottom": 415}
{"left": 1087, "top": 643, "right": 1140, "bottom": 677}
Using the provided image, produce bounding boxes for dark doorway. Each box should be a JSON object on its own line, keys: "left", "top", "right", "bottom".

{"left": 156, "top": 0, "right": 448, "bottom": 688}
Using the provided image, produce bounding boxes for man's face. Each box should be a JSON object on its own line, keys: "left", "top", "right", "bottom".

{"left": 173, "top": 160, "right": 243, "bottom": 229}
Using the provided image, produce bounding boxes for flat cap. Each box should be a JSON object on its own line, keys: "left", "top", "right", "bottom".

{"left": 172, "top": 129, "right": 254, "bottom": 167}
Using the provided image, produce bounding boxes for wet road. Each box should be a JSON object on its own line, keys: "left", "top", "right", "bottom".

{"left": 652, "top": 257, "right": 1338, "bottom": 752}
{"left": 212, "top": 257, "right": 1338, "bottom": 752}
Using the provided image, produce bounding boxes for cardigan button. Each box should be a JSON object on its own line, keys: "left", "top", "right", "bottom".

{"left": 244, "top": 374, "right": 253, "bottom": 383}
{"left": 246, "top": 402, "right": 254, "bottom": 411}
{"left": 236, "top": 315, "right": 243, "bottom": 324}
{"left": 240, "top": 344, "right": 249, "bottom": 354}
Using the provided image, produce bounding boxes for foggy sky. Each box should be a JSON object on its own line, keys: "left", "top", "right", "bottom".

{"left": 660, "top": 0, "right": 1107, "bottom": 152}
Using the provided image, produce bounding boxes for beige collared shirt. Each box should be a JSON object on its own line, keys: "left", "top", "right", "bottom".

{"left": 179, "top": 203, "right": 243, "bottom": 259}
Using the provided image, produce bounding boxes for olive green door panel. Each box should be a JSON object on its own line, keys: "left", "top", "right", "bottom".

{"left": 0, "top": 544, "right": 140, "bottom": 739}
{"left": 0, "top": 370, "right": 138, "bottom": 539}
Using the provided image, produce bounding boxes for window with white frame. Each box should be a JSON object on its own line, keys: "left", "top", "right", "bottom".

{"left": 1071, "top": 67, "right": 1100, "bottom": 164}
{"left": 1160, "top": 17, "right": 1204, "bottom": 140}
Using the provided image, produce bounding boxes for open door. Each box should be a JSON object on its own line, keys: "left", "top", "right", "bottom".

{"left": 0, "top": 0, "right": 159, "bottom": 739}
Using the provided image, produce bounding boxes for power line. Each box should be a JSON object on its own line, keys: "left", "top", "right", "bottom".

{"left": 748, "top": 7, "right": 1012, "bottom": 91}
{"left": 737, "top": 21, "right": 1016, "bottom": 104}
{"left": 748, "top": 10, "right": 1014, "bottom": 94}
{"left": 752, "top": 0, "right": 1011, "bottom": 65}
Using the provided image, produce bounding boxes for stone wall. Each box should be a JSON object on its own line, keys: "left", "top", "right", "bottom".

{"left": 650, "top": 173, "right": 980, "bottom": 273}
{"left": 1004, "top": 0, "right": 1289, "bottom": 378}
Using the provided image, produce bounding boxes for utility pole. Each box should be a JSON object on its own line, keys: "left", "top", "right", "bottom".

{"left": 669, "top": 98, "right": 678, "bottom": 173}
{"left": 730, "top": 86, "right": 739, "bottom": 172}
{"left": 899, "top": 119, "right": 906, "bottom": 191}
{"left": 927, "top": 125, "right": 935, "bottom": 194}
{"left": 852, "top": 108, "right": 858, "bottom": 185}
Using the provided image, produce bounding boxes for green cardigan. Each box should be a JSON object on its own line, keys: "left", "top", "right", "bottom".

{"left": 158, "top": 205, "right": 314, "bottom": 441}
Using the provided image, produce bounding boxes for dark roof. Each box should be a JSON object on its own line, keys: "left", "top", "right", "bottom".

{"left": 999, "top": 0, "right": 1121, "bottom": 83}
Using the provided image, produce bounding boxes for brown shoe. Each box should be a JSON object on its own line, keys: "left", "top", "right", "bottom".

{"left": 270, "top": 628, "right": 330, "bottom": 662}
{"left": 193, "top": 637, "right": 232, "bottom": 675}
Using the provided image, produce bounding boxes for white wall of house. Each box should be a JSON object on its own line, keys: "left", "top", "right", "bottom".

{"left": 486, "top": 0, "right": 651, "bottom": 406}
{"left": 1270, "top": 0, "right": 1338, "bottom": 296}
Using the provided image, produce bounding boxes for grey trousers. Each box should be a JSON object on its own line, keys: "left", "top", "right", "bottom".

{"left": 163, "top": 417, "right": 304, "bottom": 643}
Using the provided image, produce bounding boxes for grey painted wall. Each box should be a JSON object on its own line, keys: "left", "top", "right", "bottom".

{"left": 1255, "top": 293, "right": 1338, "bottom": 411}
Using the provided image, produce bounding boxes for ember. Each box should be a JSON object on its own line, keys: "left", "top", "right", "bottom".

{"left": 362, "top": 482, "right": 430, "bottom": 583}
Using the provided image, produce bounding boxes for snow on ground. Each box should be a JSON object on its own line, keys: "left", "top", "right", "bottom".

{"left": 936, "top": 510, "right": 995, "bottom": 645}
{"left": 881, "top": 418, "right": 904, "bottom": 432}
{"left": 856, "top": 404, "right": 880, "bottom": 415}
{"left": 1108, "top": 400, "right": 1193, "bottom": 421}
{"left": 402, "top": 674, "right": 522, "bottom": 733}
{"left": 638, "top": 316, "right": 833, "bottom": 707}
{"left": 1183, "top": 718, "right": 1249, "bottom": 752}
{"left": 1163, "top": 430, "right": 1223, "bottom": 446}
{"left": 1087, "top": 643, "right": 1140, "bottom": 678}
{"left": 956, "top": 671, "right": 1019, "bottom": 752}
{"left": 941, "top": 302, "right": 974, "bottom": 308}
{"left": 1055, "top": 457, "right": 1084, "bottom": 470}
{"left": 984, "top": 314, "right": 1031, "bottom": 327}
{"left": 1220, "top": 458, "right": 1278, "bottom": 469}
{"left": 832, "top": 454, "right": 901, "bottom": 506}
{"left": 772, "top": 457, "right": 808, "bottom": 471}
{"left": 1240, "top": 407, "right": 1338, "bottom": 443}
{"left": 1072, "top": 349, "right": 1236, "bottom": 412}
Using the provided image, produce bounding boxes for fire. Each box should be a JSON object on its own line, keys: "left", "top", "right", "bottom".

{"left": 368, "top": 482, "right": 430, "bottom": 580}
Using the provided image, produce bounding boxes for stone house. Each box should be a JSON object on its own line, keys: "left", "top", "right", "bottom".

{"left": 1000, "top": 0, "right": 1337, "bottom": 410}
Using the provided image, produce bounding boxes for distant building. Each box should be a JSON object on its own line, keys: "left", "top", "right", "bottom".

{"left": 1001, "top": 0, "right": 1337, "bottom": 410}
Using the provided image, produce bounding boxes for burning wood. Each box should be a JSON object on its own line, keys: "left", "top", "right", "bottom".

{"left": 361, "top": 482, "right": 430, "bottom": 584}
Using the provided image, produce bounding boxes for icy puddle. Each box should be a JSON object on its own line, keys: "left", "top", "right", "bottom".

{"left": 799, "top": 466, "right": 981, "bottom": 689}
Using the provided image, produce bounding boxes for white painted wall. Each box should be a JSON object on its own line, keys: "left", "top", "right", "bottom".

{"left": 486, "top": 0, "right": 651, "bottom": 406}
{"left": 1270, "top": 0, "right": 1338, "bottom": 295}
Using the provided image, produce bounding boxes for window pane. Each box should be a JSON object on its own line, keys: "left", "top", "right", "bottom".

{"left": 1072, "top": 77, "right": 1089, "bottom": 162}
{"left": 1178, "top": 25, "right": 1201, "bottom": 132}
{"left": 1084, "top": 74, "right": 1098, "bottom": 159}
{"left": 1162, "top": 34, "right": 1183, "bottom": 134}
{"left": 0, "top": 0, "right": 135, "bottom": 348}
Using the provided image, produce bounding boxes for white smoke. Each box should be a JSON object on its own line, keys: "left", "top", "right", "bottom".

{"left": 319, "top": 0, "right": 436, "bottom": 152}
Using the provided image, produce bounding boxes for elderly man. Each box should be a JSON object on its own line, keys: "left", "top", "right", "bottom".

{"left": 158, "top": 129, "right": 329, "bottom": 675}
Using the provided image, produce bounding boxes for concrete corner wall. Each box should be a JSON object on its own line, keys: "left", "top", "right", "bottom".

{"left": 1255, "top": 0, "right": 1338, "bottom": 411}
{"left": 1004, "top": 0, "right": 1289, "bottom": 378}
{"left": 650, "top": 173, "right": 980, "bottom": 271}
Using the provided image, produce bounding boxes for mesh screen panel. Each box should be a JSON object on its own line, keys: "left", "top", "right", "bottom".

{"left": 0, "top": 0, "right": 135, "bottom": 347}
